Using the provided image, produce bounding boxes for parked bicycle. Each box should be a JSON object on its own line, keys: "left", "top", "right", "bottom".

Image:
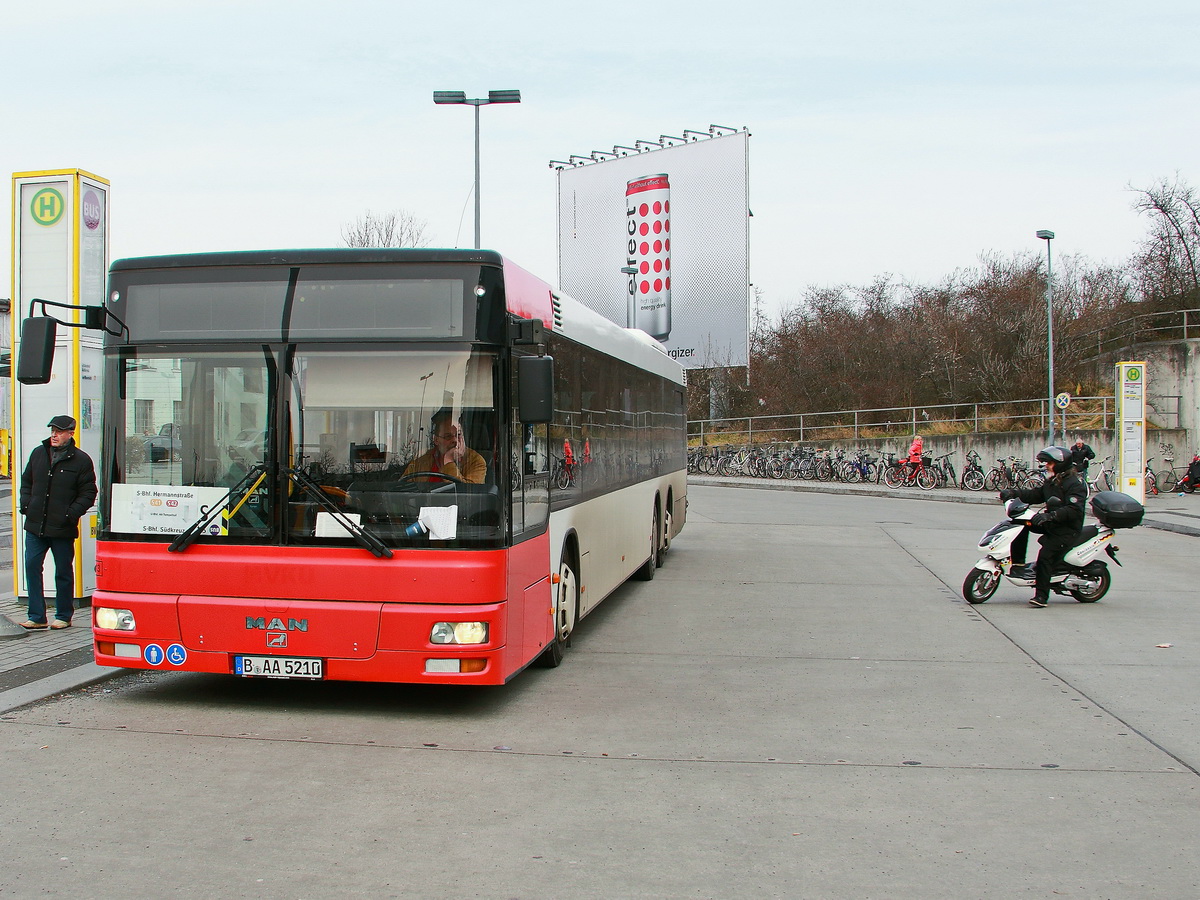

{"left": 1087, "top": 456, "right": 1114, "bottom": 495}
{"left": 1143, "top": 457, "right": 1159, "bottom": 495}
{"left": 928, "top": 452, "right": 957, "bottom": 489}
{"left": 983, "top": 456, "right": 1038, "bottom": 492}
{"left": 960, "top": 449, "right": 987, "bottom": 491}
{"left": 884, "top": 453, "right": 937, "bottom": 490}
{"left": 1152, "top": 444, "right": 1197, "bottom": 493}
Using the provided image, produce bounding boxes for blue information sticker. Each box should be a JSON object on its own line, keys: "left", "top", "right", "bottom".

{"left": 144, "top": 644, "right": 165, "bottom": 666}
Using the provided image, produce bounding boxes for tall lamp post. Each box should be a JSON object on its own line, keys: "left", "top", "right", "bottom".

{"left": 1036, "top": 230, "right": 1055, "bottom": 445}
{"left": 433, "top": 89, "right": 521, "bottom": 249}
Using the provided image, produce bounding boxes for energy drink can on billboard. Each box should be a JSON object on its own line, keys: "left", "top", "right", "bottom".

{"left": 625, "top": 174, "right": 671, "bottom": 341}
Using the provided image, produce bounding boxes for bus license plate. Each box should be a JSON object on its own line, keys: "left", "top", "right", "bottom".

{"left": 234, "top": 655, "right": 323, "bottom": 680}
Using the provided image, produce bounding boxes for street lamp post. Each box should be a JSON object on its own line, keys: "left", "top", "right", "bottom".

{"left": 1036, "top": 230, "right": 1055, "bottom": 445}
{"left": 433, "top": 89, "right": 521, "bottom": 249}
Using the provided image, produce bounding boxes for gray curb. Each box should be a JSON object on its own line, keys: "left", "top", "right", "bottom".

{"left": 0, "top": 663, "right": 125, "bottom": 716}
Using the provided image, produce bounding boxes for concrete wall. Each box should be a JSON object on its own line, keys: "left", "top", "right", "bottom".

{"left": 1141, "top": 340, "right": 1200, "bottom": 436}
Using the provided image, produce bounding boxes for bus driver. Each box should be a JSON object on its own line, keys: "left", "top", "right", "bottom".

{"left": 403, "top": 408, "right": 486, "bottom": 484}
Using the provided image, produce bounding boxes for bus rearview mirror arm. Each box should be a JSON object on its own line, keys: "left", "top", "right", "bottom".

{"left": 16, "top": 299, "right": 130, "bottom": 385}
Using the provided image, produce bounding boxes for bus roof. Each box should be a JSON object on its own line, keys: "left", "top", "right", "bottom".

{"left": 108, "top": 248, "right": 684, "bottom": 385}
{"left": 109, "top": 247, "right": 506, "bottom": 270}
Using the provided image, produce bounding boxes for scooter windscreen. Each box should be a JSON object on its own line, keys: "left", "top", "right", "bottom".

{"left": 1004, "top": 498, "right": 1031, "bottom": 518}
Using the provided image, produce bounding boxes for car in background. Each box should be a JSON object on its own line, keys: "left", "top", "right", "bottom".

{"left": 142, "top": 424, "right": 182, "bottom": 462}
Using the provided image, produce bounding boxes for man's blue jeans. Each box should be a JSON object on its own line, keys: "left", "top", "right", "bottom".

{"left": 25, "top": 533, "right": 76, "bottom": 624}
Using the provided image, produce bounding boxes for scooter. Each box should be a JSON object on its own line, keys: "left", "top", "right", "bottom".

{"left": 962, "top": 497, "right": 1123, "bottom": 604}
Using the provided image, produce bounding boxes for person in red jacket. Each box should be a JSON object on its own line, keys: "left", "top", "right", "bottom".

{"left": 907, "top": 434, "right": 924, "bottom": 464}
{"left": 19, "top": 415, "right": 97, "bottom": 630}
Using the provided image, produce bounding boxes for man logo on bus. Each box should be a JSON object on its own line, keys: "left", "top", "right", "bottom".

{"left": 246, "top": 617, "right": 309, "bottom": 632}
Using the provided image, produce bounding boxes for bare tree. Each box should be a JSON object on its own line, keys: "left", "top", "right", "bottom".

{"left": 341, "top": 210, "right": 432, "bottom": 248}
{"left": 1130, "top": 174, "right": 1200, "bottom": 302}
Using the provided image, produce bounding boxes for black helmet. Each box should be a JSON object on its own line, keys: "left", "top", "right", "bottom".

{"left": 1036, "top": 446, "right": 1072, "bottom": 468}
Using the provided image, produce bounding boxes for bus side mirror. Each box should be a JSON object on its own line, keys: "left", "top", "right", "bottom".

{"left": 517, "top": 355, "right": 554, "bottom": 423}
{"left": 16, "top": 317, "right": 57, "bottom": 385}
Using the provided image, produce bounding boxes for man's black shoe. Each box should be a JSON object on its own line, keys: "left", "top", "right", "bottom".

{"left": 1028, "top": 596, "right": 1048, "bottom": 608}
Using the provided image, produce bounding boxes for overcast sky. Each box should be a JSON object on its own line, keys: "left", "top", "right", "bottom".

{"left": 3, "top": 0, "right": 1197, "bottom": 319}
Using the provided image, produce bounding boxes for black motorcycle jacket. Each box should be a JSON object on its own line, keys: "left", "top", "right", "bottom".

{"left": 1014, "top": 470, "right": 1087, "bottom": 536}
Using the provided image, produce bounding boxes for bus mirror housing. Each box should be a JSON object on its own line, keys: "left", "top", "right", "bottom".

{"left": 517, "top": 355, "right": 554, "bottom": 423}
{"left": 16, "top": 317, "right": 57, "bottom": 385}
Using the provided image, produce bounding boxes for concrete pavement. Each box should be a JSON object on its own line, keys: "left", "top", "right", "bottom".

{"left": 0, "top": 475, "right": 1195, "bottom": 715}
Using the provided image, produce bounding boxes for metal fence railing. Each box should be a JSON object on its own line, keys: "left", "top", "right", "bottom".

{"left": 688, "top": 396, "right": 1131, "bottom": 446}
{"left": 1073, "top": 307, "right": 1199, "bottom": 360}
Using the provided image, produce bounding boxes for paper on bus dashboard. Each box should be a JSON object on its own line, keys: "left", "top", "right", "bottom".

{"left": 315, "top": 511, "right": 361, "bottom": 538}
{"left": 419, "top": 506, "right": 457, "bottom": 540}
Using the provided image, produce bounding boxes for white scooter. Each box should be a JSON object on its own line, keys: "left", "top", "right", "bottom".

{"left": 962, "top": 497, "right": 1126, "bottom": 604}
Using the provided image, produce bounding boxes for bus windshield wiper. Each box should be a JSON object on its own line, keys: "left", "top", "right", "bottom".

{"left": 286, "top": 466, "right": 394, "bottom": 559}
{"left": 168, "top": 465, "right": 268, "bottom": 553}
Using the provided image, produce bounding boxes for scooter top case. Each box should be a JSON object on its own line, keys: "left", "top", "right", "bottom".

{"left": 1091, "top": 490, "right": 1144, "bottom": 529}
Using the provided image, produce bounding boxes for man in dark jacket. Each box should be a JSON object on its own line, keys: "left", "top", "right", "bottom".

{"left": 1000, "top": 446, "right": 1088, "bottom": 608}
{"left": 1069, "top": 436, "right": 1096, "bottom": 475}
{"left": 19, "top": 415, "right": 97, "bottom": 629}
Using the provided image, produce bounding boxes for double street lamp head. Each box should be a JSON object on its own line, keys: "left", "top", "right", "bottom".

{"left": 432, "top": 90, "right": 521, "bottom": 106}
{"left": 1036, "top": 229, "right": 1055, "bottom": 241}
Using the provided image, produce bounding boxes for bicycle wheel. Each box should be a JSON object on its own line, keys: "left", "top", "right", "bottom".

{"left": 883, "top": 465, "right": 904, "bottom": 488}
{"left": 962, "top": 468, "right": 985, "bottom": 491}
{"left": 982, "top": 470, "right": 998, "bottom": 491}
{"left": 1145, "top": 471, "right": 1157, "bottom": 495}
{"left": 916, "top": 469, "right": 937, "bottom": 490}
{"left": 1157, "top": 469, "right": 1178, "bottom": 493}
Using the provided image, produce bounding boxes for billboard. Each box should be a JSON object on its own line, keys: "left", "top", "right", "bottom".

{"left": 555, "top": 130, "right": 750, "bottom": 368}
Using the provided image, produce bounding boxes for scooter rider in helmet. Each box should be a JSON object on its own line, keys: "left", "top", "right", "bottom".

{"left": 999, "top": 446, "right": 1088, "bottom": 608}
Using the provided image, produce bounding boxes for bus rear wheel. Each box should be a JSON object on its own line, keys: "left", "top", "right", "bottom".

{"left": 539, "top": 551, "right": 579, "bottom": 668}
{"left": 656, "top": 506, "right": 671, "bottom": 567}
{"left": 634, "top": 504, "right": 660, "bottom": 581}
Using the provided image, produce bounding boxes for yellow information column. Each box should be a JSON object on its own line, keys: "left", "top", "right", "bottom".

{"left": 1115, "top": 361, "right": 1146, "bottom": 505}
{"left": 10, "top": 169, "right": 108, "bottom": 604}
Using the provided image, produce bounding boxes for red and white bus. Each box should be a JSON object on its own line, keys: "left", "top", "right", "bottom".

{"left": 90, "top": 249, "right": 686, "bottom": 684}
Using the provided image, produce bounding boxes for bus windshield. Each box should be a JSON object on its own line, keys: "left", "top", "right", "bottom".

{"left": 107, "top": 345, "right": 503, "bottom": 548}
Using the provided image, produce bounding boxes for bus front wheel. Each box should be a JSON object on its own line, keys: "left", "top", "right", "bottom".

{"left": 539, "top": 550, "right": 579, "bottom": 668}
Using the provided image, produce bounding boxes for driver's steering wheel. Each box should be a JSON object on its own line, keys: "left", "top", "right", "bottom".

{"left": 396, "top": 471, "right": 464, "bottom": 493}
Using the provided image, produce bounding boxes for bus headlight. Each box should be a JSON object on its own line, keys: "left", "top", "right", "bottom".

{"left": 95, "top": 607, "right": 136, "bottom": 631}
{"left": 430, "top": 622, "right": 489, "bottom": 645}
